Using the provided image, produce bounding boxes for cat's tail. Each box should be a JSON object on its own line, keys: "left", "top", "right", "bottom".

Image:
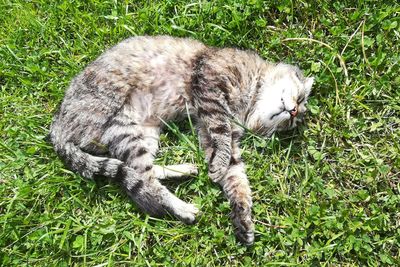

{"left": 54, "top": 141, "right": 124, "bottom": 180}
{"left": 50, "top": 139, "right": 162, "bottom": 212}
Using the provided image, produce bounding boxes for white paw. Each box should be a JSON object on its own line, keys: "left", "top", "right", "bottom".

{"left": 180, "top": 163, "right": 198, "bottom": 176}
{"left": 154, "top": 164, "right": 198, "bottom": 180}
{"left": 174, "top": 202, "right": 199, "bottom": 224}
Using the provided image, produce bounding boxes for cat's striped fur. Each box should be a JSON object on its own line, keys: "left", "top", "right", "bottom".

{"left": 49, "top": 35, "right": 313, "bottom": 245}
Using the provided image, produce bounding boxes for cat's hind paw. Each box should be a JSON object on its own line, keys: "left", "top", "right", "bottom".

{"left": 179, "top": 163, "right": 198, "bottom": 177}
{"left": 154, "top": 164, "right": 198, "bottom": 180}
{"left": 173, "top": 202, "right": 200, "bottom": 225}
{"left": 166, "top": 195, "right": 200, "bottom": 224}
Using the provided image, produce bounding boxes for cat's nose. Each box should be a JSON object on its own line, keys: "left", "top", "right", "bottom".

{"left": 289, "top": 106, "right": 298, "bottom": 117}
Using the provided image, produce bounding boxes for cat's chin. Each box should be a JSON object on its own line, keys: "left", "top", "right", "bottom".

{"left": 275, "top": 123, "right": 292, "bottom": 132}
{"left": 276, "top": 116, "right": 304, "bottom": 132}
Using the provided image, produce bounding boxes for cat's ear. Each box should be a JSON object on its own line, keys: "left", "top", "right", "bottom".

{"left": 304, "top": 77, "right": 314, "bottom": 96}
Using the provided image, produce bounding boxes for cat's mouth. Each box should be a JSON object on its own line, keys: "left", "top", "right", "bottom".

{"left": 289, "top": 112, "right": 305, "bottom": 129}
{"left": 271, "top": 104, "right": 298, "bottom": 120}
{"left": 275, "top": 110, "right": 305, "bottom": 131}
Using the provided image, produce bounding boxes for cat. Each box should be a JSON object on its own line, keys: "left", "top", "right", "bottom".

{"left": 49, "top": 35, "right": 314, "bottom": 245}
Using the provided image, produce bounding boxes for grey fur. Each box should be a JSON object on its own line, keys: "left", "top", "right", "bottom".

{"left": 49, "top": 35, "right": 313, "bottom": 245}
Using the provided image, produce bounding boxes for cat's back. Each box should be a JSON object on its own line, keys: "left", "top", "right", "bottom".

{"left": 114, "top": 35, "right": 206, "bottom": 60}
{"left": 99, "top": 35, "right": 206, "bottom": 81}
{"left": 70, "top": 35, "right": 207, "bottom": 99}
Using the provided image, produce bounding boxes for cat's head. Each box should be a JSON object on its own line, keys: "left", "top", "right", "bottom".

{"left": 247, "top": 63, "right": 314, "bottom": 135}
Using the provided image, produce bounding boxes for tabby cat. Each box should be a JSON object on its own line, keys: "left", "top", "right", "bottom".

{"left": 49, "top": 35, "right": 313, "bottom": 245}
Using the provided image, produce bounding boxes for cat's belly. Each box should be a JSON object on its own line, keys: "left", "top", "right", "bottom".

{"left": 124, "top": 85, "right": 192, "bottom": 126}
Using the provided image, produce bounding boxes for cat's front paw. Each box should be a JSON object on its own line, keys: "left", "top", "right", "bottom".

{"left": 235, "top": 227, "right": 254, "bottom": 246}
{"left": 231, "top": 199, "right": 254, "bottom": 245}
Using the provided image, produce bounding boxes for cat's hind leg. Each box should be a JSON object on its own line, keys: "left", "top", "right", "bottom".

{"left": 102, "top": 123, "right": 199, "bottom": 224}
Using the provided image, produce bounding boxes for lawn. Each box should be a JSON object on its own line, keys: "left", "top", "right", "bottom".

{"left": 0, "top": 0, "right": 399, "bottom": 266}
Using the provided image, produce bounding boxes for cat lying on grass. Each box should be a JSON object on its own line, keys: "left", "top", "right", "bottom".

{"left": 49, "top": 35, "right": 313, "bottom": 245}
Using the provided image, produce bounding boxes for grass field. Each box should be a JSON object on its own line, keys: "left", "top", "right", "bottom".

{"left": 1, "top": 0, "right": 399, "bottom": 266}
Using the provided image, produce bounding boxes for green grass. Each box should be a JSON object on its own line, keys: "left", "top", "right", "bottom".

{"left": 1, "top": 0, "right": 399, "bottom": 265}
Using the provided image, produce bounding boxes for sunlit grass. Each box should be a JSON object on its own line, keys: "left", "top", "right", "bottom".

{"left": 1, "top": 0, "right": 399, "bottom": 265}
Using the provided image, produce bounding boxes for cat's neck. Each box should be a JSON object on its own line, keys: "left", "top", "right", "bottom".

{"left": 241, "top": 61, "right": 274, "bottom": 129}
